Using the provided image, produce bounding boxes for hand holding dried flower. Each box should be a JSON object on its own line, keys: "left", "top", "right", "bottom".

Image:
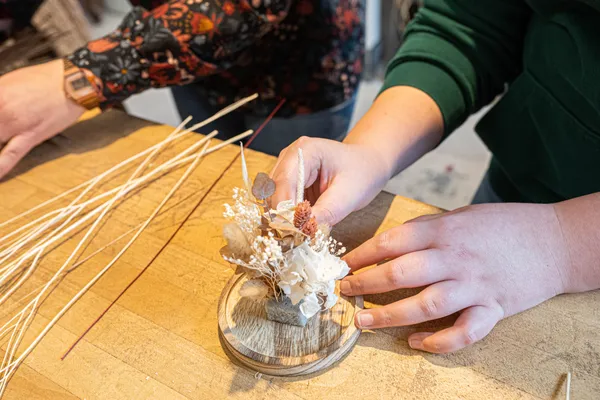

{"left": 221, "top": 147, "right": 349, "bottom": 324}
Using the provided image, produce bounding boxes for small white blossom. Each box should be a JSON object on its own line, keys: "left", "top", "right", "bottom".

{"left": 223, "top": 188, "right": 261, "bottom": 235}
{"left": 222, "top": 187, "right": 350, "bottom": 319}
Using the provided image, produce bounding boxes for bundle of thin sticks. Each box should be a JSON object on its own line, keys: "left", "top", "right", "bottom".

{"left": 0, "top": 94, "right": 258, "bottom": 396}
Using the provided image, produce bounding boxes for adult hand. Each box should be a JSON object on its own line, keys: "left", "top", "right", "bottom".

{"left": 270, "top": 137, "right": 394, "bottom": 226}
{"left": 340, "top": 203, "right": 573, "bottom": 353}
{"left": 0, "top": 60, "right": 85, "bottom": 179}
{"left": 270, "top": 86, "right": 444, "bottom": 226}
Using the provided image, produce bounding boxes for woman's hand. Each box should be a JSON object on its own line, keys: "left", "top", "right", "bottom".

{"left": 270, "top": 137, "right": 394, "bottom": 225}
{"left": 0, "top": 60, "right": 85, "bottom": 179}
{"left": 341, "top": 203, "right": 573, "bottom": 353}
{"left": 270, "top": 87, "right": 444, "bottom": 225}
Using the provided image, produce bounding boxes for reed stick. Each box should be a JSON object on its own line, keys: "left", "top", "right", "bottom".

{"left": 0, "top": 130, "right": 222, "bottom": 284}
{"left": 0, "top": 140, "right": 211, "bottom": 387}
{"left": 0, "top": 94, "right": 257, "bottom": 230}
{"left": 0, "top": 95, "right": 259, "bottom": 393}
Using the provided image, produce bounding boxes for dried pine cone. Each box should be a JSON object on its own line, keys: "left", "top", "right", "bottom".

{"left": 301, "top": 217, "right": 318, "bottom": 238}
{"left": 294, "top": 200, "right": 312, "bottom": 229}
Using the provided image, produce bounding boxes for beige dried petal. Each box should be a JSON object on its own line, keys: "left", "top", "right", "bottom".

{"left": 269, "top": 221, "right": 308, "bottom": 243}
{"left": 223, "top": 223, "right": 252, "bottom": 258}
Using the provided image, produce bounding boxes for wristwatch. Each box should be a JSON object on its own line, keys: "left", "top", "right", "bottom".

{"left": 63, "top": 58, "right": 101, "bottom": 110}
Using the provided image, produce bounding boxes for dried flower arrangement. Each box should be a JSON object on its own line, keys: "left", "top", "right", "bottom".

{"left": 221, "top": 146, "right": 350, "bottom": 326}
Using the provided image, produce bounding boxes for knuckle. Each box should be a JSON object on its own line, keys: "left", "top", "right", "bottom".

{"left": 434, "top": 216, "right": 451, "bottom": 237}
{"left": 427, "top": 338, "right": 445, "bottom": 353}
{"left": 375, "top": 230, "right": 395, "bottom": 254}
{"left": 464, "top": 330, "right": 479, "bottom": 346}
{"left": 349, "top": 278, "right": 363, "bottom": 294}
{"left": 419, "top": 297, "right": 442, "bottom": 318}
{"left": 386, "top": 261, "right": 406, "bottom": 287}
{"left": 319, "top": 206, "right": 337, "bottom": 225}
{"left": 4, "top": 147, "right": 20, "bottom": 159}
{"left": 379, "top": 310, "right": 394, "bottom": 327}
{"left": 295, "top": 136, "right": 311, "bottom": 147}
{"left": 277, "top": 148, "right": 287, "bottom": 159}
{"left": 453, "top": 244, "right": 474, "bottom": 262}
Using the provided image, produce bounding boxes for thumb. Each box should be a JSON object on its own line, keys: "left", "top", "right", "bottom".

{"left": 0, "top": 134, "right": 35, "bottom": 179}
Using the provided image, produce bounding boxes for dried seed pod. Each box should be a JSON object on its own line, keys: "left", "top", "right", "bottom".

{"left": 301, "top": 217, "right": 318, "bottom": 238}
{"left": 293, "top": 200, "right": 312, "bottom": 229}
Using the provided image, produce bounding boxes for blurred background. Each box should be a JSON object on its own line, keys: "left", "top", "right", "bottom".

{"left": 0, "top": 0, "right": 491, "bottom": 210}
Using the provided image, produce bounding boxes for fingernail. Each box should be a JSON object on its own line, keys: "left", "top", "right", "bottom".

{"left": 356, "top": 312, "right": 373, "bottom": 328}
{"left": 409, "top": 337, "right": 423, "bottom": 350}
{"left": 340, "top": 280, "right": 351, "bottom": 295}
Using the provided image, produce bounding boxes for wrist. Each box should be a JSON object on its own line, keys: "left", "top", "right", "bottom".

{"left": 552, "top": 195, "right": 600, "bottom": 294}
{"left": 344, "top": 86, "right": 444, "bottom": 178}
{"left": 62, "top": 58, "right": 102, "bottom": 110}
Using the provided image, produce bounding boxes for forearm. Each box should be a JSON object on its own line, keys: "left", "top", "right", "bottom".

{"left": 553, "top": 192, "right": 600, "bottom": 293}
{"left": 68, "top": 1, "right": 291, "bottom": 107}
{"left": 344, "top": 86, "right": 444, "bottom": 178}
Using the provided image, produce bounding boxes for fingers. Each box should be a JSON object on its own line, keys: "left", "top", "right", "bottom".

{"left": 270, "top": 137, "right": 355, "bottom": 225}
{"left": 0, "top": 134, "right": 35, "bottom": 179}
{"left": 341, "top": 250, "right": 449, "bottom": 296}
{"left": 269, "top": 144, "right": 298, "bottom": 196}
{"left": 270, "top": 139, "right": 312, "bottom": 207}
{"left": 354, "top": 280, "right": 471, "bottom": 329}
{"left": 408, "top": 305, "right": 503, "bottom": 353}
{"left": 343, "top": 221, "right": 436, "bottom": 272}
{"left": 404, "top": 213, "right": 442, "bottom": 224}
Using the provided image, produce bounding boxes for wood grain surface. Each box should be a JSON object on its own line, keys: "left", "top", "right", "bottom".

{"left": 0, "top": 110, "right": 598, "bottom": 399}
{"left": 218, "top": 272, "right": 363, "bottom": 376}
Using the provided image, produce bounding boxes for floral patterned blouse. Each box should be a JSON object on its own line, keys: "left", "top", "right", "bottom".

{"left": 68, "top": 0, "right": 365, "bottom": 117}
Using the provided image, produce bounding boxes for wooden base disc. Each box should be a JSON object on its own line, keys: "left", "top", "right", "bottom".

{"left": 217, "top": 272, "right": 363, "bottom": 377}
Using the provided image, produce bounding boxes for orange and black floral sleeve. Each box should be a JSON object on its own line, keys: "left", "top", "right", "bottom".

{"left": 67, "top": 0, "right": 291, "bottom": 108}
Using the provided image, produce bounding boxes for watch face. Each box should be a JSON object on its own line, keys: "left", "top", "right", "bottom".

{"left": 70, "top": 76, "right": 90, "bottom": 91}
{"left": 65, "top": 72, "right": 95, "bottom": 98}
{"left": 64, "top": 64, "right": 100, "bottom": 109}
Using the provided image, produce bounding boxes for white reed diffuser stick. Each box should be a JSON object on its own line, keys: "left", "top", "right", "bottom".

{"left": 296, "top": 148, "right": 304, "bottom": 204}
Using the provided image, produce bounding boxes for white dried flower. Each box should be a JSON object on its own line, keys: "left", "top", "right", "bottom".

{"left": 222, "top": 185, "right": 350, "bottom": 319}
{"left": 277, "top": 242, "right": 350, "bottom": 317}
{"left": 299, "top": 293, "right": 320, "bottom": 318}
{"left": 324, "top": 292, "right": 338, "bottom": 309}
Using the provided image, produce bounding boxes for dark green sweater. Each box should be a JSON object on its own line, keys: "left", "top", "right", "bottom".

{"left": 383, "top": 0, "right": 600, "bottom": 203}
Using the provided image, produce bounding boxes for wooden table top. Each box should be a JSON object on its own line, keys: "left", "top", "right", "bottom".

{"left": 1, "top": 110, "right": 598, "bottom": 400}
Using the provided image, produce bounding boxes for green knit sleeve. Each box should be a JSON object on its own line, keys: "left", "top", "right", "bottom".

{"left": 382, "top": 0, "right": 532, "bottom": 134}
